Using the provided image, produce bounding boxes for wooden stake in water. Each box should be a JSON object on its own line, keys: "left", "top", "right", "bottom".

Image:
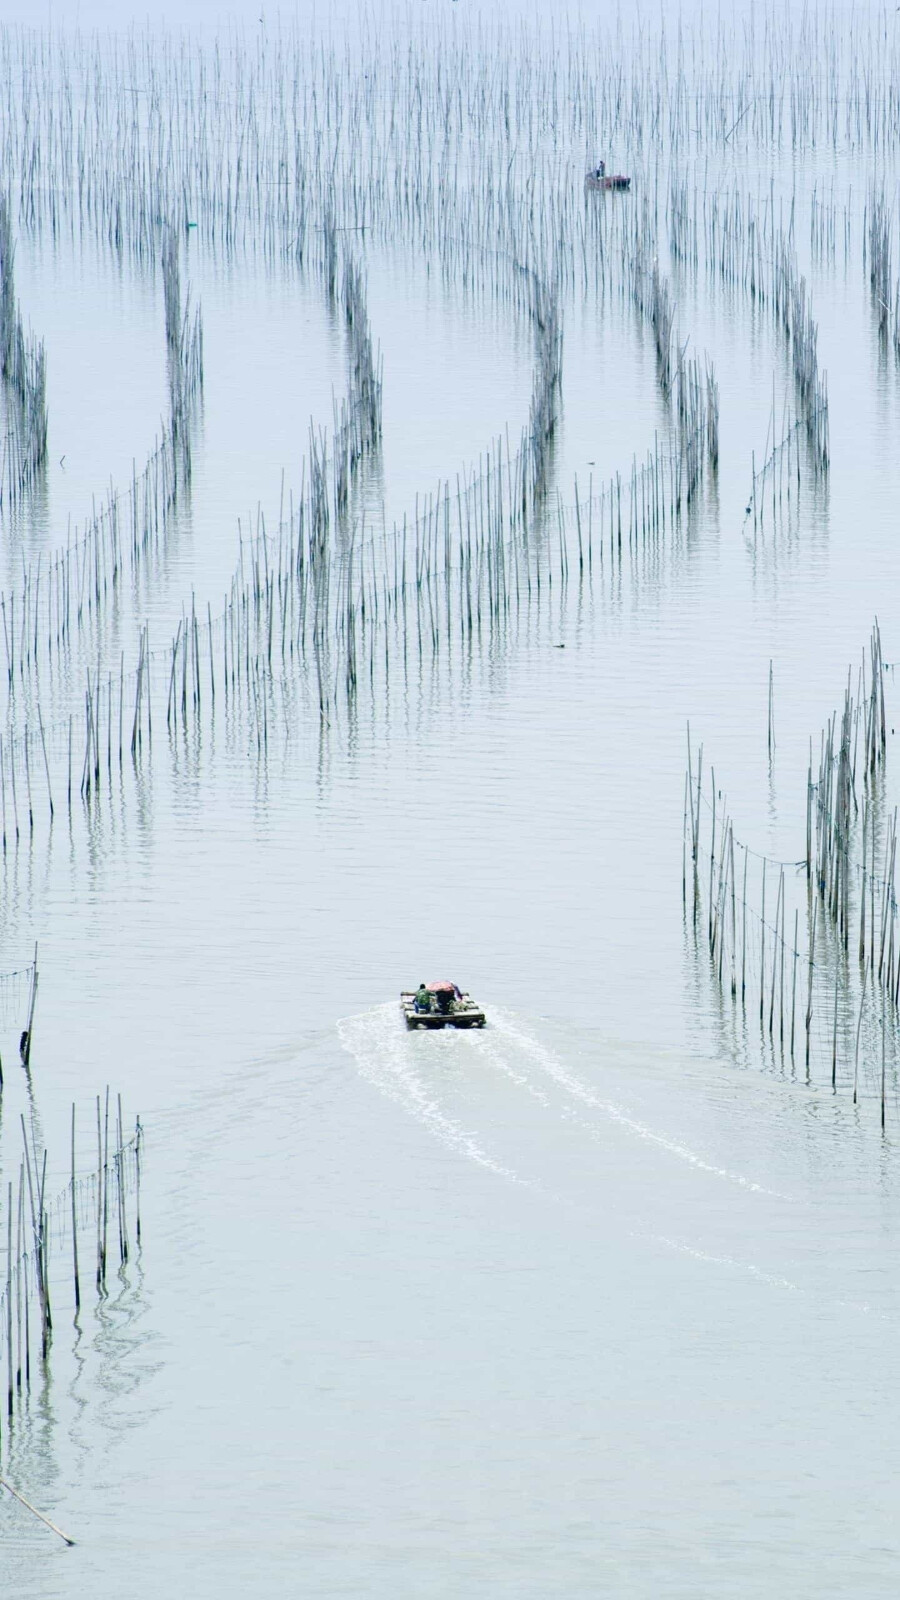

{"left": 6, "top": 1183, "right": 12, "bottom": 1418}
{"left": 806, "top": 899, "right": 817, "bottom": 1073}
{"left": 21, "top": 944, "right": 38, "bottom": 1066}
{"left": 0, "top": 1477, "right": 75, "bottom": 1545}
{"left": 15, "top": 1171, "right": 24, "bottom": 1395}
{"left": 741, "top": 846, "right": 748, "bottom": 1002}
{"left": 71, "top": 1104, "right": 80, "bottom": 1311}
{"left": 95, "top": 1095, "right": 104, "bottom": 1290}
{"left": 760, "top": 860, "right": 767, "bottom": 1025}
{"left": 832, "top": 968, "right": 839, "bottom": 1089}
{"left": 768, "top": 659, "right": 775, "bottom": 756}
{"left": 854, "top": 972, "right": 866, "bottom": 1105}
{"left": 116, "top": 1093, "right": 129, "bottom": 1265}
{"left": 790, "top": 909, "right": 799, "bottom": 1058}
{"left": 101, "top": 1089, "right": 110, "bottom": 1289}
{"left": 881, "top": 1001, "right": 887, "bottom": 1132}
{"left": 134, "top": 1118, "right": 142, "bottom": 1247}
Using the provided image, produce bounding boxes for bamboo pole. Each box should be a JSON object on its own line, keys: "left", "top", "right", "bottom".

{"left": 71, "top": 1105, "right": 80, "bottom": 1311}
{"left": 6, "top": 1183, "right": 12, "bottom": 1417}
{"left": 832, "top": 968, "right": 839, "bottom": 1089}
{"left": 21, "top": 944, "right": 38, "bottom": 1066}
{"left": 806, "top": 899, "right": 817, "bottom": 1072}
{"left": 881, "top": 1001, "right": 887, "bottom": 1132}
{"left": 0, "top": 1477, "right": 75, "bottom": 1545}
{"left": 853, "top": 971, "right": 866, "bottom": 1104}
{"left": 790, "top": 909, "right": 798, "bottom": 1058}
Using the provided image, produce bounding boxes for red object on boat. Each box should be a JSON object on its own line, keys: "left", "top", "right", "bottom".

{"left": 426, "top": 980, "right": 457, "bottom": 992}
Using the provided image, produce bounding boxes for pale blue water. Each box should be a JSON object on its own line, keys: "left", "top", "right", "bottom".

{"left": 2, "top": 4, "right": 900, "bottom": 1596}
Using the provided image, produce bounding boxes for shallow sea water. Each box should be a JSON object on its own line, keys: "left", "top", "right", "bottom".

{"left": 1, "top": 1, "right": 900, "bottom": 1595}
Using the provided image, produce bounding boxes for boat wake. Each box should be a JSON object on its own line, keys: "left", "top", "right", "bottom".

{"left": 338, "top": 1001, "right": 785, "bottom": 1199}
{"left": 336, "top": 1003, "right": 524, "bottom": 1183}
{"left": 471, "top": 1007, "right": 788, "bottom": 1198}
{"left": 650, "top": 1233, "right": 801, "bottom": 1291}
{"left": 339, "top": 1003, "right": 860, "bottom": 1312}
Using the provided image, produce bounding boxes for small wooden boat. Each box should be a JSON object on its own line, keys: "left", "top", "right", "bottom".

{"left": 585, "top": 166, "right": 631, "bottom": 192}
{"left": 401, "top": 981, "right": 486, "bottom": 1030}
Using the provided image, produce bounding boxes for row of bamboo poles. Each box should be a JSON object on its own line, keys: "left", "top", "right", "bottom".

{"left": 808, "top": 623, "right": 887, "bottom": 947}
{"left": 0, "top": 378, "right": 722, "bottom": 816}
{"left": 865, "top": 194, "right": 900, "bottom": 365}
{"left": 0, "top": 16, "right": 889, "bottom": 374}
{"left": 0, "top": 1093, "right": 142, "bottom": 1465}
{"left": 162, "top": 228, "right": 204, "bottom": 439}
{"left": 0, "top": 219, "right": 199, "bottom": 723}
{"left": 686, "top": 625, "right": 900, "bottom": 1122}
{"left": 2, "top": 12, "right": 900, "bottom": 278}
{"left": 0, "top": 101, "right": 873, "bottom": 802}
{"left": 0, "top": 185, "right": 725, "bottom": 830}
{"left": 745, "top": 395, "right": 820, "bottom": 537}
{"left": 772, "top": 240, "right": 830, "bottom": 474}
{"left": 630, "top": 246, "right": 720, "bottom": 507}
{"left": 667, "top": 180, "right": 831, "bottom": 478}
{"left": 0, "top": 195, "right": 47, "bottom": 507}
{"left": 332, "top": 256, "right": 383, "bottom": 517}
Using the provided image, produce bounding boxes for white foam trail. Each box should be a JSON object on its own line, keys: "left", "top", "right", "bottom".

{"left": 649, "top": 1233, "right": 800, "bottom": 1291}
{"left": 647, "top": 1233, "right": 896, "bottom": 1321}
{"left": 466, "top": 1027, "right": 558, "bottom": 1110}
{"left": 485, "top": 1007, "right": 789, "bottom": 1198}
{"left": 337, "top": 1003, "right": 524, "bottom": 1183}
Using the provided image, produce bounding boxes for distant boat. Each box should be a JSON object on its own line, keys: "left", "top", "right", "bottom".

{"left": 401, "top": 981, "right": 486, "bottom": 1030}
{"left": 585, "top": 163, "right": 631, "bottom": 192}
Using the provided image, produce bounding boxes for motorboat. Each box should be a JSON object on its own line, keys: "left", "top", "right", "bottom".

{"left": 401, "top": 980, "right": 486, "bottom": 1030}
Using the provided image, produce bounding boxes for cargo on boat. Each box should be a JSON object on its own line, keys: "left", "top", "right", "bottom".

{"left": 401, "top": 980, "right": 486, "bottom": 1029}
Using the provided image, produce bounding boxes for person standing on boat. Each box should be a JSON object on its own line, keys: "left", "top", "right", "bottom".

{"left": 414, "top": 983, "right": 431, "bottom": 1014}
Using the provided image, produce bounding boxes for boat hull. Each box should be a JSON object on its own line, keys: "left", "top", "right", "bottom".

{"left": 585, "top": 174, "right": 631, "bottom": 191}
{"left": 400, "top": 993, "right": 486, "bottom": 1029}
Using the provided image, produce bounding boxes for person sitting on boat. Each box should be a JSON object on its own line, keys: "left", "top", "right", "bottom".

{"left": 414, "top": 983, "right": 431, "bottom": 1014}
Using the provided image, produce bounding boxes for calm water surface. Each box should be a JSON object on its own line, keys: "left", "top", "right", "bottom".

{"left": 1, "top": 3, "right": 900, "bottom": 1596}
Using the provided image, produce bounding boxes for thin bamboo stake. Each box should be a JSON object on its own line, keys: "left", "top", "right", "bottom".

{"left": 790, "top": 909, "right": 798, "bottom": 1058}
{"left": 854, "top": 970, "right": 866, "bottom": 1104}
{"left": 6, "top": 1183, "right": 12, "bottom": 1417}
{"left": 832, "top": 968, "right": 839, "bottom": 1089}
{"left": 881, "top": 1000, "right": 887, "bottom": 1132}
{"left": 71, "top": 1104, "right": 80, "bottom": 1311}
{"left": 0, "top": 1478, "right": 75, "bottom": 1545}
